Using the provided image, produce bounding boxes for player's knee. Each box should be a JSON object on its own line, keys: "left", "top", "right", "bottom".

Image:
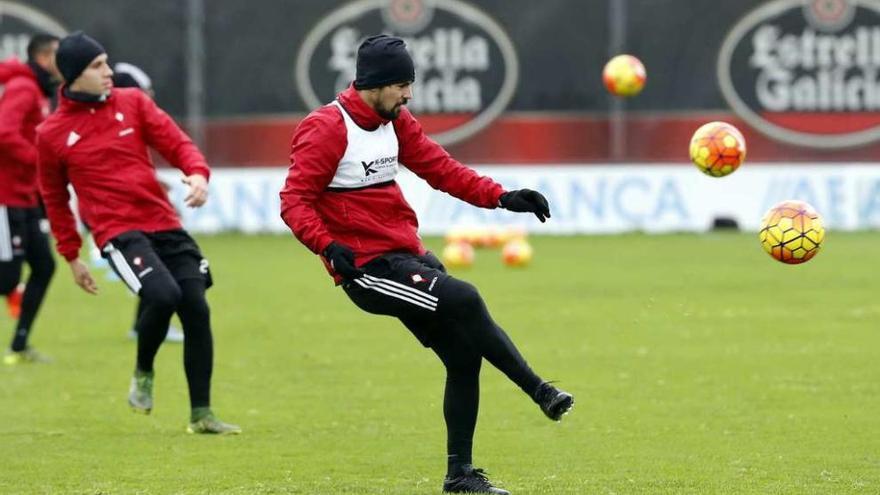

{"left": 446, "top": 353, "right": 482, "bottom": 381}
{"left": 178, "top": 280, "right": 210, "bottom": 319}
{"left": 181, "top": 294, "right": 210, "bottom": 320}
{"left": 442, "top": 279, "right": 484, "bottom": 316}
{"left": 0, "top": 268, "right": 19, "bottom": 294}
{"left": 140, "top": 282, "right": 182, "bottom": 311}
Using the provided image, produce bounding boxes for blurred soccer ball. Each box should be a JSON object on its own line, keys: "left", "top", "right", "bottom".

{"left": 689, "top": 121, "right": 746, "bottom": 177}
{"left": 476, "top": 226, "right": 503, "bottom": 249}
{"left": 444, "top": 226, "right": 469, "bottom": 245}
{"left": 602, "top": 54, "right": 646, "bottom": 97}
{"left": 497, "top": 226, "right": 528, "bottom": 247}
{"left": 759, "top": 200, "right": 825, "bottom": 265}
{"left": 501, "top": 239, "right": 533, "bottom": 267}
{"left": 442, "top": 241, "right": 475, "bottom": 268}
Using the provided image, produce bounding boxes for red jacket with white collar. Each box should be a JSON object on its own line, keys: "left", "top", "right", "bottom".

{"left": 280, "top": 85, "right": 504, "bottom": 279}
{"left": 0, "top": 58, "right": 51, "bottom": 207}
{"left": 37, "top": 87, "right": 210, "bottom": 261}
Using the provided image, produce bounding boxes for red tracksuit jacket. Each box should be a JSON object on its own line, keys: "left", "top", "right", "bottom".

{"left": 37, "top": 87, "right": 210, "bottom": 261}
{"left": 280, "top": 85, "right": 505, "bottom": 279}
{"left": 0, "top": 58, "right": 51, "bottom": 207}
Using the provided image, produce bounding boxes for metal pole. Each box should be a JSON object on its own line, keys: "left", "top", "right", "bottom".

{"left": 185, "top": 0, "right": 206, "bottom": 151}
{"left": 608, "top": 0, "right": 627, "bottom": 162}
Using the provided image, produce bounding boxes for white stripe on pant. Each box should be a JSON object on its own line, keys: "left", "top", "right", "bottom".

{"left": 354, "top": 275, "right": 438, "bottom": 311}
{"left": 0, "top": 206, "right": 13, "bottom": 262}
{"left": 103, "top": 242, "right": 142, "bottom": 294}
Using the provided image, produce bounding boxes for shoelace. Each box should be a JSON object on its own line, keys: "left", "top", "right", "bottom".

{"left": 462, "top": 468, "right": 493, "bottom": 488}
{"left": 535, "top": 381, "right": 558, "bottom": 402}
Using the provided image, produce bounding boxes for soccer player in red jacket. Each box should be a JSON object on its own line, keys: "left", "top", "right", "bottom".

{"left": 0, "top": 34, "right": 60, "bottom": 365}
{"left": 37, "top": 32, "right": 239, "bottom": 434}
{"left": 280, "top": 35, "right": 573, "bottom": 494}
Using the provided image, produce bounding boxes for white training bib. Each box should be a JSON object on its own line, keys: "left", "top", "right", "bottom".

{"left": 328, "top": 100, "right": 399, "bottom": 189}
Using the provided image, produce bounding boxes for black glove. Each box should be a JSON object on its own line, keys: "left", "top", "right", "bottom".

{"left": 499, "top": 189, "right": 551, "bottom": 222}
{"left": 323, "top": 241, "right": 365, "bottom": 280}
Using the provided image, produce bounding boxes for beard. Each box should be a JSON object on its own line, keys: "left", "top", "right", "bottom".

{"left": 376, "top": 99, "right": 408, "bottom": 120}
{"left": 376, "top": 105, "right": 401, "bottom": 120}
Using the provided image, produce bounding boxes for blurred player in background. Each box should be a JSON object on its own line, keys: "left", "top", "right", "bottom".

{"left": 37, "top": 32, "right": 239, "bottom": 434}
{"left": 110, "top": 62, "right": 184, "bottom": 344}
{"left": 281, "top": 35, "right": 573, "bottom": 494}
{"left": 112, "top": 62, "right": 154, "bottom": 98}
{"left": 0, "top": 34, "right": 61, "bottom": 365}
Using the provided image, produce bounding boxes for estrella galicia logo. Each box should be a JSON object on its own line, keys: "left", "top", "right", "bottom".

{"left": 362, "top": 160, "right": 378, "bottom": 176}
{"left": 295, "top": 0, "right": 519, "bottom": 146}
{"left": 0, "top": 2, "right": 67, "bottom": 60}
{"left": 719, "top": 0, "right": 880, "bottom": 149}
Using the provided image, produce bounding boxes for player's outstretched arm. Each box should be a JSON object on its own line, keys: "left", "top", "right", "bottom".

{"left": 135, "top": 89, "right": 211, "bottom": 181}
{"left": 394, "top": 107, "right": 504, "bottom": 209}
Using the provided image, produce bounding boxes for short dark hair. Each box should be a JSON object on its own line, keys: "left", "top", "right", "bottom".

{"left": 27, "top": 34, "right": 60, "bottom": 61}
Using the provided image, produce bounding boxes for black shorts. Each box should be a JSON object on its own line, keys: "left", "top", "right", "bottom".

{"left": 342, "top": 251, "right": 451, "bottom": 347}
{"left": 0, "top": 205, "right": 48, "bottom": 262}
{"left": 101, "top": 229, "right": 213, "bottom": 295}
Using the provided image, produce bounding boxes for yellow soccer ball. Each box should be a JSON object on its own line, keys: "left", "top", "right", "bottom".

{"left": 759, "top": 200, "right": 825, "bottom": 264}
{"left": 602, "top": 54, "right": 647, "bottom": 97}
{"left": 689, "top": 121, "right": 747, "bottom": 177}
{"left": 442, "top": 241, "right": 475, "bottom": 268}
{"left": 501, "top": 239, "right": 533, "bottom": 267}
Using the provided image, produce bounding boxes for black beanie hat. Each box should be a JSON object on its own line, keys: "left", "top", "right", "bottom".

{"left": 56, "top": 31, "right": 106, "bottom": 84}
{"left": 353, "top": 35, "right": 415, "bottom": 90}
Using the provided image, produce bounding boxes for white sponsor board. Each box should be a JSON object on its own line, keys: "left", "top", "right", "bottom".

{"left": 158, "top": 165, "right": 880, "bottom": 235}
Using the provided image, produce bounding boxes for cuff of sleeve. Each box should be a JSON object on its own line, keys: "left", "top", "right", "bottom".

{"left": 316, "top": 237, "right": 335, "bottom": 256}
{"left": 62, "top": 250, "right": 79, "bottom": 262}
{"left": 186, "top": 165, "right": 211, "bottom": 182}
{"left": 495, "top": 189, "right": 508, "bottom": 208}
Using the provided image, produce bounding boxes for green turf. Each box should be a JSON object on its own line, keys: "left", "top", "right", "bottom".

{"left": 1, "top": 233, "right": 878, "bottom": 494}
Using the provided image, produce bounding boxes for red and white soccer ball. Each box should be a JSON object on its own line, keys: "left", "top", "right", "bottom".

{"left": 501, "top": 239, "right": 533, "bottom": 267}
{"left": 603, "top": 54, "right": 647, "bottom": 97}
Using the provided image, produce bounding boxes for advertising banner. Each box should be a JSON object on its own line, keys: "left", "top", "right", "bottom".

{"left": 158, "top": 165, "right": 880, "bottom": 235}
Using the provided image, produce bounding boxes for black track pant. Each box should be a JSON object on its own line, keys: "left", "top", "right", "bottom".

{"left": 103, "top": 229, "right": 214, "bottom": 408}
{"left": 0, "top": 206, "right": 56, "bottom": 351}
{"left": 342, "top": 252, "right": 544, "bottom": 468}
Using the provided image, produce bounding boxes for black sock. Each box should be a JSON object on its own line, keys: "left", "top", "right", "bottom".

{"left": 176, "top": 278, "right": 213, "bottom": 409}
{"left": 439, "top": 278, "right": 543, "bottom": 396}
{"left": 444, "top": 371, "right": 477, "bottom": 477}
{"left": 430, "top": 328, "right": 481, "bottom": 479}
{"left": 447, "top": 454, "right": 472, "bottom": 477}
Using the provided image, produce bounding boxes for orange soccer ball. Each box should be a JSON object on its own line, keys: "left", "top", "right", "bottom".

{"left": 759, "top": 200, "right": 825, "bottom": 265}
{"left": 689, "top": 121, "right": 746, "bottom": 177}
{"left": 602, "top": 54, "right": 647, "bottom": 97}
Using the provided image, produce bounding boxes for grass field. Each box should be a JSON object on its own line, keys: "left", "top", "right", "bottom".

{"left": 1, "top": 232, "right": 878, "bottom": 494}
